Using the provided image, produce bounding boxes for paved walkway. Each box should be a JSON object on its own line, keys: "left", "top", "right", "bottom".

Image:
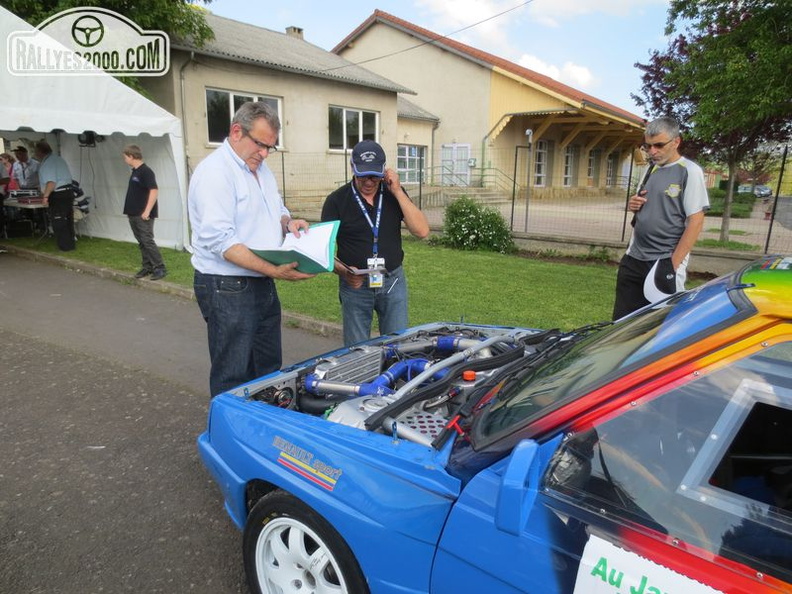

{"left": 1, "top": 243, "right": 344, "bottom": 344}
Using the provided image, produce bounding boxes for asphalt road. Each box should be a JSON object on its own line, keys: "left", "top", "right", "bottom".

{"left": 0, "top": 253, "right": 341, "bottom": 593}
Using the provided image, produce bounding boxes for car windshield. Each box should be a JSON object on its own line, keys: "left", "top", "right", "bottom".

{"left": 473, "top": 277, "right": 743, "bottom": 443}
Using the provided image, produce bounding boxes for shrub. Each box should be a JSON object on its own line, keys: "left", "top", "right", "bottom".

{"left": 708, "top": 187, "right": 726, "bottom": 200}
{"left": 706, "top": 187, "right": 757, "bottom": 218}
{"left": 438, "top": 196, "right": 516, "bottom": 253}
{"left": 706, "top": 197, "right": 754, "bottom": 218}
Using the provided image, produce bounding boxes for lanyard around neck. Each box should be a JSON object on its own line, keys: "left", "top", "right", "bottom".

{"left": 351, "top": 181, "right": 384, "bottom": 257}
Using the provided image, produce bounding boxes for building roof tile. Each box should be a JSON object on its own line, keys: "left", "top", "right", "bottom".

{"left": 174, "top": 12, "right": 414, "bottom": 95}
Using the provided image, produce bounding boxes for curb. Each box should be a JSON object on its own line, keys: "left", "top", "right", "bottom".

{"left": 1, "top": 243, "right": 344, "bottom": 339}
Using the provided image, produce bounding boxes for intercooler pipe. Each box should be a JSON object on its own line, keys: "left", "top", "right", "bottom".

{"left": 384, "top": 336, "right": 494, "bottom": 358}
{"left": 388, "top": 335, "right": 517, "bottom": 404}
{"left": 364, "top": 335, "right": 525, "bottom": 432}
{"left": 303, "top": 377, "right": 393, "bottom": 397}
{"left": 373, "top": 358, "right": 434, "bottom": 386}
{"left": 303, "top": 358, "right": 444, "bottom": 399}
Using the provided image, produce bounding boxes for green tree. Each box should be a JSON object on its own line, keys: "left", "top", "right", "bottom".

{"left": 633, "top": 0, "right": 792, "bottom": 241}
{"left": 739, "top": 146, "right": 781, "bottom": 187}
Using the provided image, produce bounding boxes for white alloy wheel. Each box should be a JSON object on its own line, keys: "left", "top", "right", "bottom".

{"left": 255, "top": 516, "right": 346, "bottom": 593}
{"left": 243, "top": 490, "right": 369, "bottom": 594}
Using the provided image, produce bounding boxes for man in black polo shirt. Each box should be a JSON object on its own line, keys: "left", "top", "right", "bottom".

{"left": 321, "top": 140, "right": 429, "bottom": 346}
{"left": 122, "top": 144, "right": 166, "bottom": 280}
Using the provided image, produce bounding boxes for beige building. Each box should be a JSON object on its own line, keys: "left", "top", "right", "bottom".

{"left": 334, "top": 10, "right": 647, "bottom": 199}
{"left": 138, "top": 10, "right": 646, "bottom": 217}
{"left": 140, "top": 12, "right": 415, "bottom": 216}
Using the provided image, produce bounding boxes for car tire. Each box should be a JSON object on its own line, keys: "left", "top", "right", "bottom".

{"left": 243, "top": 490, "right": 370, "bottom": 594}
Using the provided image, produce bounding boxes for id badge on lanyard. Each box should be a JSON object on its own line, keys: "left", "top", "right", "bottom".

{"left": 367, "top": 257, "right": 385, "bottom": 288}
{"left": 352, "top": 183, "right": 386, "bottom": 288}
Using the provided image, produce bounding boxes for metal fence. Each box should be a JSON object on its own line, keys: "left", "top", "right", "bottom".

{"left": 268, "top": 147, "right": 792, "bottom": 255}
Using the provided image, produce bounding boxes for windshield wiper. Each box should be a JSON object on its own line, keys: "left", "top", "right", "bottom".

{"left": 432, "top": 323, "right": 614, "bottom": 449}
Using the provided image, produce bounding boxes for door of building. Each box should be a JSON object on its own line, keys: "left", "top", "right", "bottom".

{"left": 441, "top": 143, "right": 471, "bottom": 186}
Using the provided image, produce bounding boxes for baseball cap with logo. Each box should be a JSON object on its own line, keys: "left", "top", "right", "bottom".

{"left": 643, "top": 258, "right": 678, "bottom": 304}
{"left": 351, "top": 140, "right": 386, "bottom": 177}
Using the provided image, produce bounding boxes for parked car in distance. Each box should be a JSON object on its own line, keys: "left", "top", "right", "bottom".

{"left": 738, "top": 184, "right": 753, "bottom": 194}
{"left": 754, "top": 184, "right": 773, "bottom": 198}
{"left": 199, "top": 256, "right": 792, "bottom": 594}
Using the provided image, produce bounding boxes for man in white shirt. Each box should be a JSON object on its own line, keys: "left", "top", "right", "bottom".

{"left": 188, "top": 101, "right": 314, "bottom": 397}
{"left": 11, "top": 146, "right": 39, "bottom": 190}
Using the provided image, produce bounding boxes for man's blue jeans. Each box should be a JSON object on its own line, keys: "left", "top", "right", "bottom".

{"left": 194, "top": 271, "right": 282, "bottom": 396}
{"left": 339, "top": 266, "right": 408, "bottom": 346}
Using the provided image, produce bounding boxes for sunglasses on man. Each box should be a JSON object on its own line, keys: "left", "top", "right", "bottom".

{"left": 641, "top": 138, "right": 675, "bottom": 151}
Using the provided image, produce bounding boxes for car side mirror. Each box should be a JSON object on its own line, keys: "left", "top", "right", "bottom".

{"left": 495, "top": 439, "right": 541, "bottom": 535}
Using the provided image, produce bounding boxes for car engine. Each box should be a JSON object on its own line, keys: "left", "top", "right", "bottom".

{"left": 244, "top": 324, "right": 540, "bottom": 447}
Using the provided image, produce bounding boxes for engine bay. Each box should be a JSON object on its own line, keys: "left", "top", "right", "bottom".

{"left": 244, "top": 324, "right": 541, "bottom": 448}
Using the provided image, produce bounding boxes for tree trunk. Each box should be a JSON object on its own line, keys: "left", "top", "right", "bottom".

{"left": 719, "top": 158, "right": 736, "bottom": 243}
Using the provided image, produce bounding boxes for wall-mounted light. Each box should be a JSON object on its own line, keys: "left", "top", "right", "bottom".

{"left": 78, "top": 131, "right": 96, "bottom": 147}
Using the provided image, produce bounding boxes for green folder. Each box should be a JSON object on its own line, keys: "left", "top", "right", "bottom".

{"left": 252, "top": 220, "right": 340, "bottom": 274}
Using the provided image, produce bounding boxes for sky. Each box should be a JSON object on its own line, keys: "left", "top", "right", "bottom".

{"left": 206, "top": 0, "right": 673, "bottom": 116}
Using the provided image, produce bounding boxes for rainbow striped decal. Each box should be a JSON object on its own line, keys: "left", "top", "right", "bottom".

{"left": 272, "top": 436, "right": 342, "bottom": 491}
{"left": 743, "top": 255, "right": 792, "bottom": 277}
{"left": 739, "top": 256, "right": 792, "bottom": 318}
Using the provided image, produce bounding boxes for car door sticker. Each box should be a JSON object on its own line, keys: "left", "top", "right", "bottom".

{"left": 573, "top": 535, "right": 723, "bottom": 594}
{"left": 273, "top": 436, "right": 343, "bottom": 491}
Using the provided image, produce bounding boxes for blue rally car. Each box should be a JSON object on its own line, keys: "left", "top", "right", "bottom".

{"left": 199, "top": 256, "right": 792, "bottom": 594}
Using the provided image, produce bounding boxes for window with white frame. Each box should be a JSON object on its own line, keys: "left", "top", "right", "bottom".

{"left": 397, "top": 144, "right": 426, "bottom": 183}
{"left": 205, "top": 89, "right": 281, "bottom": 145}
{"left": 563, "top": 146, "right": 578, "bottom": 187}
{"left": 533, "top": 140, "right": 548, "bottom": 187}
{"left": 329, "top": 106, "right": 378, "bottom": 151}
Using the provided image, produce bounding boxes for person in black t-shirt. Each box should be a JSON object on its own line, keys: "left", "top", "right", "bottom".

{"left": 321, "top": 140, "right": 429, "bottom": 346}
{"left": 123, "top": 145, "right": 166, "bottom": 280}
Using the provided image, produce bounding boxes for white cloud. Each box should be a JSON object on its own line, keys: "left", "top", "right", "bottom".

{"left": 415, "top": 0, "right": 668, "bottom": 29}
{"left": 414, "top": 0, "right": 539, "bottom": 60}
{"left": 518, "top": 54, "right": 559, "bottom": 79}
{"left": 526, "top": 0, "right": 669, "bottom": 27}
{"left": 517, "top": 54, "right": 595, "bottom": 90}
{"left": 415, "top": 0, "right": 517, "bottom": 43}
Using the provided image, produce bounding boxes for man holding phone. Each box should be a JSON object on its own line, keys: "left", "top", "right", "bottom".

{"left": 321, "top": 140, "right": 429, "bottom": 346}
{"left": 612, "top": 116, "right": 709, "bottom": 320}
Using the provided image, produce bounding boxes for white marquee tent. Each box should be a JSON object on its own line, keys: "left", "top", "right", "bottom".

{"left": 0, "top": 6, "right": 189, "bottom": 249}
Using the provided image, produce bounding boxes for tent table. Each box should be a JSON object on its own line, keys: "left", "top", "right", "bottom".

{"left": 4, "top": 199, "right": 49, "bottom": 239}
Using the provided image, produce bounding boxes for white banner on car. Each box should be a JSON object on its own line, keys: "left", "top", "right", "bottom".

{"left": 574, "top": 535, "right": 724, "bottom": 594}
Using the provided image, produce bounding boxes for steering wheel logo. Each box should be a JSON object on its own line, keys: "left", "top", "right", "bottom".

{"left": 71, "top": 16, "right": 104, "bottom": 48}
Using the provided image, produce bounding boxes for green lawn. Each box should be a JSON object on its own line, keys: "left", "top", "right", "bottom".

{"left": 278, "top": 240, "right": 619, "bottom": 330}
{"left": 5, "top": 235, "right": 620, "bottom": 330}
